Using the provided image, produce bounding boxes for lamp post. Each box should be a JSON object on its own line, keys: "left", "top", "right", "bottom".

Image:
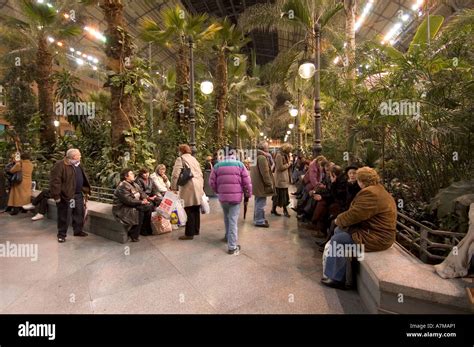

{"left": 188, "top": 36, "right": 197, "bottom": 156}
{"left": 298, "top": 24, "right": 322, "bottom": 156}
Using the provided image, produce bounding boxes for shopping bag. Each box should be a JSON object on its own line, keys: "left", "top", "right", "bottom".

{"left": 175, "top": 199, "right": 187, "bottom": 225}
{"left": 322, "top": 241, "right": 331, "bottom": 279}
{"left": 151, "top": 212, "right": 172, "bottom": 235}
{"left": 156, "top": 191, "right": 179, "bottom": 219}
{"left": 200, "top": 194, "right": 210, "bottom": 214}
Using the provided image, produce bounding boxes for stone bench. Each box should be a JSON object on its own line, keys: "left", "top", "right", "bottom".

{"left": 357, "top": 243, "right": 473, "bottom": 314}
{"left": 32, "top": 190, "right": 128, "bottom": 244}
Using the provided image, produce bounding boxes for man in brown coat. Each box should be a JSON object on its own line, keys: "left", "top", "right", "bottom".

{"left": 250, "top": 141, "right": 275, "bottom": 228}
{"left": 321, "top": 167, "right": 397, "bottom": 289}
{"left": 50, "top": 148, "right": 91, "bottom": 243}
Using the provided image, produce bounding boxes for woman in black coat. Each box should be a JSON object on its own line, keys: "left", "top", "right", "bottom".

{"left": 112, "top": 169, "right": 153, "bottom": 242}
{"left": 136, "top": 168, "right": 162, "bottom": 206}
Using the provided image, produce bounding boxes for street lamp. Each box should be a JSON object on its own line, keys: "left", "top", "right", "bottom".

{"left": 200, "top": 80, "right": 213, "bottom": 95}
{"left": 299, "top": 23, "right": 322, "bottom": 156}
{"left": 289, "top": 107, "right": 298, "bottom": 117}
{"left": 298, "top": 60, "right": 316, "bottom": 79}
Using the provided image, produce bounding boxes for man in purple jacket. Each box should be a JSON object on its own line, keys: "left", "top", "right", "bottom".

{"left": 210, "top": 146, "right": 252, "bottom": 255}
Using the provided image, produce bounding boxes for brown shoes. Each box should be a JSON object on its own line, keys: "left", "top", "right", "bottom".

{"left": 179, "top": 235, "right": 194, "bottom": 240}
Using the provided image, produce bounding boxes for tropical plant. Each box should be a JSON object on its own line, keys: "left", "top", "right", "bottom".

{"left": 0, "top": 0, "right": 82, "bottom": 152}
{"left": 210, "top": 17, "right": 250, "bottom": 147}
{"left": 140, "top": 6, "right": 222, "bottom": 126}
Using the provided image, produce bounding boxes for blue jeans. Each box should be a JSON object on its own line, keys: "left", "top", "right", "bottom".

{"left": 324, "top": 227, "right": 355, "bottom": 282}
{"left": 253, "top": 196, "right": 267, "bottom": 226}
{"left": 221, "top": 202, "right": 241, "bottom": 251}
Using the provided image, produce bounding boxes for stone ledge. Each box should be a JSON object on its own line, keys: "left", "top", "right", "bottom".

{"left": 357, "top": 243, "right": 473, "bottom": 314}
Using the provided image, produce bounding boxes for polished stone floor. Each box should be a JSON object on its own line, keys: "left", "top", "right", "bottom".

{"left": 0, "top": 196, "right": 366, "bottom": 314}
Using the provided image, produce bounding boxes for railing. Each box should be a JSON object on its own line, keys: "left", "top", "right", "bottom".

{"left": 35, "top": 178, "right": 115, "bottom": 204}
{"left": 396, "top": 212, "right": 466, "bottom": 263}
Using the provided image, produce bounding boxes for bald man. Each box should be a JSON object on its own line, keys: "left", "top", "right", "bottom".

{"left": 50, "top": 148, "right": 91, "bottom": 243}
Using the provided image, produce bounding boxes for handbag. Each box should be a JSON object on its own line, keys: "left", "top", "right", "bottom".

{"left": 10, "top": 162, "right": 23, "bottom": 185}
{"left": 177, "top": 157, "right": 193, "bottom": 186}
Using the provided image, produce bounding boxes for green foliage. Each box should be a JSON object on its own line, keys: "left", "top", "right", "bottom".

{"left": 1, "top": 63, "right": 37, "bottom": 143}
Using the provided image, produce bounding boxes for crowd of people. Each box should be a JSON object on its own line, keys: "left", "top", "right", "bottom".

{"left": 3, "top": 141, "right": 397, "bottom": 290}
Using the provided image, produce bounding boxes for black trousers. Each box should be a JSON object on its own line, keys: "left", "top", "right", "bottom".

{"left": 32, "top": 189, "right": 50, "bottom": 215}
{"left": 128, "top": 204, "right": 152, "bottom": 238}
{"left": 184, "top": 205, "right": 201, "bottom": 236}
{"left": 57, "top": 193, "right": 84, "bottom": 238}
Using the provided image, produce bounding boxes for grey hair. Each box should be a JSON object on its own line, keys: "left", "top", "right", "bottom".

{"left": 66, "top": 148, "right": 80, "bottom": 159}
{"left": 257, "top": 141, "right": 268, "bottom": 150}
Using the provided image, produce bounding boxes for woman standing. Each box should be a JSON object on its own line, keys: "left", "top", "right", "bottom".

{"left": 271, "top": 143, "right": 293, "bottom": 217}
{"left": 8, "top": 153, "right": 33, "bottom": 215}
{"left": 171, "top": 144, "right": 204, "bottom": 240}
{"left": 150, "top": 164, "right": 171, "bottom": 194}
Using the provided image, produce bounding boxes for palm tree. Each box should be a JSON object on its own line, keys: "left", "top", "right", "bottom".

{"left": 225, "top": 75, "right": 273, "bottom": 147}
{"left": 97, "top": 0, "right": 135, "bottom": 156}
{"left": 0, "top": 0, "right": 81, "bottom": 151}
{"left": 140, "top": 6, "right": 221, "bottom": 126}
{"left": 212, "top": 17, "right": 250, "bottom": 147}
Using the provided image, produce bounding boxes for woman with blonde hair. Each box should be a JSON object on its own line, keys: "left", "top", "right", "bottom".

{"left": 150, "top": 164, "right": 171, "bottom": 194}
{"left": 321, "top": 167, "right": 397, "bottom": 290}
{"left": 271, "top": 143, "right": 293, "bottom": 217}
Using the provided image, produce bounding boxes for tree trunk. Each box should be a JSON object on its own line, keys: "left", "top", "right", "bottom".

{"left": 215, "top": 50, "right": 227, "bottom": 148}
{"left": 36, "top": 36, "right": 56, "bottom": 152}
{"left": 100, "top": 0, "right": 134, "bottom": 158}
{"left": 344, "top": 0, "right": 357, "bottom": 157}
{"left": 175, "top": 42, "right": 189, "bottom": 127}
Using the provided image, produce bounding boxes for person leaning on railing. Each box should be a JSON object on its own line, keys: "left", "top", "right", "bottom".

{"left": 321, "top": 166, "right": 397, "bottom": 290}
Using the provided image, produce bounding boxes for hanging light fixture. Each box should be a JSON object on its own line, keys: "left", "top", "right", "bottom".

{"left": 200, "top": 80, "right": 213, "bottom": 95}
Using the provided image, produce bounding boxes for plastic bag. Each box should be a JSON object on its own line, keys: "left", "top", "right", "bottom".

{"left": 151, "top": 212, "right": 172, "bottom": 235}
{"left": 156, "top": 191, "right": 179, "bottom": 219}
{"left": 200, "top": 194, "right": 210, "bottom": 214}
{"left": 175, "top": 199, "right": 187, "bottom": 225}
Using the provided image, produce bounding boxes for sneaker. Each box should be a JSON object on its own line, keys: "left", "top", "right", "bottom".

{"left": 228, "top": 245, "right": 241, "bottom": 255}
{"left": 31, "top": 213, "right": 44, "bottom": 221}
{"left": 22, "top": 203, "right": 35, "bottom": 211}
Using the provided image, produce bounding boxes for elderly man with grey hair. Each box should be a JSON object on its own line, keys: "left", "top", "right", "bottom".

{"left": 250, "top": 141, "right": 275, "bottom": 228}
{"left": 50, "top": 148, "right": 91, "bottom": 243}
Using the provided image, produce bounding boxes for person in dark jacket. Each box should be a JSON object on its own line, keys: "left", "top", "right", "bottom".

{"left": 250, "top": 141, "right": 275, "bottom": 228}
{"left": 113, "top": 169, "right": 153, "bottom": 242}
{"left": 50, "top": 148, "right": 91, "bottom": 243}
{"left": 136, "top": 168, "right": 162, "bottom": 206}
{"left": 210, "top": 146, "right": 252, "bottom": 255}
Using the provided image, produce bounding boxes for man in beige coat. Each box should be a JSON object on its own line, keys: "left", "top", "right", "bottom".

{"left": 171, "top": 144, "right": 204, "bottom": 240}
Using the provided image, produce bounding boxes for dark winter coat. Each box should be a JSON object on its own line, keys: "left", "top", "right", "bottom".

{"left": 112, "top": 180, "right": 147, "bottom": 229}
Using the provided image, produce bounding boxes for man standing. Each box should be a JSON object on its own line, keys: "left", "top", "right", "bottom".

{"left": 210, "top": 146, "right": 252, "bottom": 254}
{"left": 50, "top": 148, "right": 91, "bottom": 243}
{"left": 250, "top": 141, "right": 275, "bottom": 228}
